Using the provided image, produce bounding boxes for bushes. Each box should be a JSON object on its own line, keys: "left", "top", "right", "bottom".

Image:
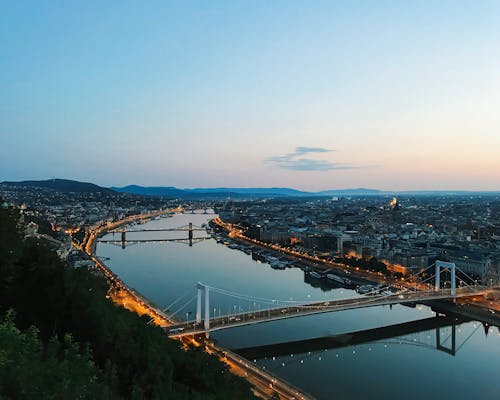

{"left": 0, "top": 205, "right": 255, "bottom": 399}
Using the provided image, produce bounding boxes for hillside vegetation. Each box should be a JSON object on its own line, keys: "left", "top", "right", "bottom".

{"left": 0, "top": 200, "right": 255, "bottom": 399}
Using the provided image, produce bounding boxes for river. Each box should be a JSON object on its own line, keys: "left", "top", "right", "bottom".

{"left": 97, "top": 212, "right": 500, "bottom": 400}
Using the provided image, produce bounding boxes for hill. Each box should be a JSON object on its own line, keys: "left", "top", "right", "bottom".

{"left": 0, "top": 201, "right": 255, "bottom": 399}
{"left": 112, "top": 185, "right": 383, "bottom": 198}
{"left": 1, "top": 179, "right": 115, "bottom": 194}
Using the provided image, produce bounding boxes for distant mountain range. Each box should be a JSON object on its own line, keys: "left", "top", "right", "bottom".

{"left": 111, "top": 185, "right": 384, "bottom": 198}
{"left": 1, "top": 179, "right": 498, "bottom": 198}
{"left": 0, "top": 179, "right": 114, "bottom": 194}
{"left": 114, "top": 185, "right": 500, "bottom": 198}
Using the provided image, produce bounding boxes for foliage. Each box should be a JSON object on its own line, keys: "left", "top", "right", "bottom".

{"left": 0, "top": 311, "right": 108, "bottom": 399}
{"left": 0, "top": 204, "right": 255, "bottom": 399}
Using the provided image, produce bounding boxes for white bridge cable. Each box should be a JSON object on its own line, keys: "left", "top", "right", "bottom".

{"left": 206, "top": 285, "right": 304, "bottom": 305}
{"left": 211, "top": 290, "right": 290, "bottom": 309}
{"left": 145, "top": 289, "right": 193, "bottom": 325}
{"left": 161, "top": 289, "right": 194, "bottom": 314}
{"left": 210, "top": 287, "right": 436, "bottom": 317}
{"left": 453, "top": 267, "right": 481, "bottom": 286}
{"left": 413, "top": 262, "right": 479, "bottom": 288}
{"left": 411, "top": 263, "right": 439, "bottom": 280}
{"left": 169, "top": 295, "right": 197, "bottom": 318}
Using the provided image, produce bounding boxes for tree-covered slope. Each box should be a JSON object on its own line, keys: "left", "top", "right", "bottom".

{"left": 0, "top": 200, "right": 255, "bottom": 399}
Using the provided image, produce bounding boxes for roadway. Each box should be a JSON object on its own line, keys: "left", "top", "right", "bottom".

{"left": 168, "top": 287, "right": 485, "bottom": 337}
{"left": 81, "top": 208, "right": 182, "bottom": 326}
{"left": 211, "top": 217, "right": 500, "bottom": 314}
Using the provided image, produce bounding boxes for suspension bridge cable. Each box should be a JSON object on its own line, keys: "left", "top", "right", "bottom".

{"left": 207, "top": 285, "right": 303, "bottom": 305}
{"left": 161, "top": 288, "right": 194, "bottom": 313}
{"left": 170, "top": 295, "right": 197, "bottom": 318}
{"left": 214, "top": 289, "right": 295, "bottom": 309}
{"left": 454, "top": 267, "right": 480, "bottom": 285}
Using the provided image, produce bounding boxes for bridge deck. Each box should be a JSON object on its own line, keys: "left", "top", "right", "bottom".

{"left": 168, "top": 287, "right": 485, "bottom": 337}
{"left": 108, "top": 228, "right": 207, "bottom": 233}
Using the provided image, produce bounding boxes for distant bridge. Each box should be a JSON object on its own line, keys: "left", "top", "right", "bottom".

{"left": 98, "top": 223, "right": 211, "bottom": 247}
{"left": 183, "top": 207, "right": 216, "bottom": 215}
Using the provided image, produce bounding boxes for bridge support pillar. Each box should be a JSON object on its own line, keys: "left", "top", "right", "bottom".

{"left": 121, "top": 231, "right": 126, "bottom": 249}
{"left": 450, "top": 263, "right": 456, "bottom": 295}
{"left": 204, "top": 285, "right": 210, "bottom": 330}
{"left": 196, "top": 283, "right": 203, "bottom": 324}
{"left": 435, "top": 263, "right": 440, "bottom": 291}
{"left": 188, "top": 222, "right": 193, "bottom": 247}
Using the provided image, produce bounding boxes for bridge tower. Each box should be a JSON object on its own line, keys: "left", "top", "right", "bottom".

{"left": 121, "top": 231, "right": 126, "bottom": 249}
{"left": 196, "top": 283, "right": 210, "bottom": 329}
{"left": 188, "top": 222, "right": 193, "bottom": 247}
{"left": 435, "top": 261, "right": 456, "bottom": 295}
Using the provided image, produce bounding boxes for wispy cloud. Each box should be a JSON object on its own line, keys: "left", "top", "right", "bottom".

{"left": 295, "top": 146, "right": 332, "bottom": 154}
{"left": 266, "top": 147, "right": 357, "bottom": 171}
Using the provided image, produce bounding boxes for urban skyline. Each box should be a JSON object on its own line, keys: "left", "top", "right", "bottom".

{"left": 1, "top": 1, "right": 500, "bottom": 191}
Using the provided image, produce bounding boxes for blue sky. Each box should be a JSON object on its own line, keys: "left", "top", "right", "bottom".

{"left": 1, "top": 1, "right": 499, "bottom": 190}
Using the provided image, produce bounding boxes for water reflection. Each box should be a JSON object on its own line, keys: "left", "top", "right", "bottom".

{"left": 97, "top": 212, "right": 500, "bottom": 400}
{"left": 234, "top": 316, "right": 470, "bottom": 359}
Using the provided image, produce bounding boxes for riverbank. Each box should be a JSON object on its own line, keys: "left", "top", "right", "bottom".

{"left": 83, "top": 209, "right": 180, "bottom": 326}
{"left": 211, "top": 217, "right": 500, "bottom": 327}
{"left": 84, "top": 209, "right": 313, "bottom": 400}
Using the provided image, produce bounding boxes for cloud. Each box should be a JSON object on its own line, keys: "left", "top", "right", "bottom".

{"left": 295, "top": 147, "right": 333, "bottom": 154}
{"left": 266, "top": 147, "right": 357, "bottom": 171}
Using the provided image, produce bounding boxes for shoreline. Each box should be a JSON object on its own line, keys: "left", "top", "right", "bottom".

{"left": 82, "top": 209, "right": 314, "bottom": 400}
{"left": 211, "top": 217, "right": 500, "bottom": 326}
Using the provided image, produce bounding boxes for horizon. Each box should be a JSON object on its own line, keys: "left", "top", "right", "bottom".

{"left": 1, "top": 1, "right": 500, "bottom": 190}
{"left": 2, "top": 177, "right": 500, "bottom": 193}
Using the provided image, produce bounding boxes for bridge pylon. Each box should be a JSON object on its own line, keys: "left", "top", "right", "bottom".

{"left": 196, "top": 283, "right": 210, "bottom": 329}
{"left": 435, "top": 261, "right": 456, "bottom": 295}
{"left": 188, "top": 223, "right": 193, "bottom": 246}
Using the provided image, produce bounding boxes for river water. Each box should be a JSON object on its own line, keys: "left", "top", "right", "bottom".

{"left": 97, "top": 213, "right": 500, "bottom": 400}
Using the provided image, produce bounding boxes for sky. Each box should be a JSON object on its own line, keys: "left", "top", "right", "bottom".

{"left": 1, "top": 0, "right": 499, "bottom": 191}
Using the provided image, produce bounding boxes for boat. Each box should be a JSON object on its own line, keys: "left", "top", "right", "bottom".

{"left": 270, "top": 261, "right": 287, "bottom": 270}
{"left": 309, "top": 271, "right": 323, "bottom": 279}
{"left": 357, "top": 284, "right": 376, "bottom": 294}
{"left": 326, "top": 273, "right": 352, "bottom": 286}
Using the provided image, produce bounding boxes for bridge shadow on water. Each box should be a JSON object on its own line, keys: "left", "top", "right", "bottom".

{"left": 231, "top": 314, "right": 475, "bottom": 360}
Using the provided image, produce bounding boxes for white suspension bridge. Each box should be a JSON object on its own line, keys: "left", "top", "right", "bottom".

{"left": 164, "top": 261, "right": 490, "bottom": 337}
